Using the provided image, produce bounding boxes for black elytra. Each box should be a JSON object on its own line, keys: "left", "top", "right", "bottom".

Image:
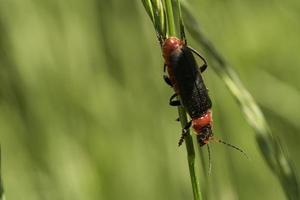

{"left": 169, "top": 46, "right": 212, "bottom": 119}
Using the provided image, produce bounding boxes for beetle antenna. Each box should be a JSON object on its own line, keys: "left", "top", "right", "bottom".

{"left": 207, "top": 144, "right": 212, "bottom": 175}
{"left": 218, "top": 139, "right": 248, "bottom": 159}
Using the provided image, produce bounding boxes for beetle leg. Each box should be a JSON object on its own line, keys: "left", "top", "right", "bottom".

{"left": 169, "top": 93, "right": 181, "bottom": 106}
{"left": 163, "top": 75, "right": 173, "bottom": 87}
{"left": 163, "top": 63, "right": 174, "bottom": 87}
{"left": 200, "top": 64, "right": 207, "bottom": 73}
{"left": 187, "top": 46, "right": 208, "bottom": 73}
{"left": 178, "top": 121, "right": 192, "bottom": 146}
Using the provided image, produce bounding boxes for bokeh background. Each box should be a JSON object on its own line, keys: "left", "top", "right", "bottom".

{"left": 0, "top": 0, "right": 300, "bottom": 199}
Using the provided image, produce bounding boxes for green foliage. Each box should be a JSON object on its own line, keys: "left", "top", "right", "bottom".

{"left": 181, "top": 2, "right": 299, "bottom": 199}
{"left": 142, "top": 0, "right": 166, "bottom": 39}
{"left": 0, "top": 0, "right": 300, "bottom": 200}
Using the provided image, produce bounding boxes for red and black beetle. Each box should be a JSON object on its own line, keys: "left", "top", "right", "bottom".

{"left": 161, "top": 37, "right": 247, "bottom": 160}
{"left": 162, "top": 36, "right": 213, "bottom": 146}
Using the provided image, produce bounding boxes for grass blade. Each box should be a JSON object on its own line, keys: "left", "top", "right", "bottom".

{"left": 141, "top": 0, "right": 154, "bottom": 22}
{"left": 142, "top": 0, "right": 166, "bottom": 40}
{"left": 141, "top": 0, "right": 203, "bottom": 199}
{"left": 181, "top": 2, "right": 300, "bottom": 199}
{"left": 163, "top": 0, "right": 202, "bottom": 199}
{"left": 0, "top": 147, "right": 4, "bottom": 200}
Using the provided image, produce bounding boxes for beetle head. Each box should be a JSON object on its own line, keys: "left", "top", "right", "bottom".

{"left": 197, "top": 125, "right": 213, "bottom": 146}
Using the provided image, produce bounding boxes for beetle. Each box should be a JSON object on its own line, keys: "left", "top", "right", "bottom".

{"left": 162, "top": 36, "right": 213, "bottom": 146}
{"left": 161, "top": 36, "right": 247, "bottom": 159}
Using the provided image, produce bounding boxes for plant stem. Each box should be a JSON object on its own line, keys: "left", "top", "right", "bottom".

{"left": 164, "top": 0, "right": 176, "bottom": 36}
{"left": 0, "top": 146, "right": 4, "bottom": 200}
{"left": 163, "top": 0, "right": 202, "bottom": 199}
{"left": 178, "top": 106, "right": 202, "bottom": 200}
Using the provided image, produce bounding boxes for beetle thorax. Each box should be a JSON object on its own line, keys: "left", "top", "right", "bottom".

{"left": 192, "top": 110, "right": 212, "bottom": 134}
{"left": 162, "top": 37, "right": 183, "bottom": 64}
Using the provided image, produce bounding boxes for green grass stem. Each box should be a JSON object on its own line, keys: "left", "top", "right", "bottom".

{"left": 0, "top": 147, "right": 4, "bottom": 200}
{"left": 164, "top": 0, "right": 176, "bottom": 36}
{"left": 164, "top": 1, "right": 202, "bottom": 199}
{"left": 142, "top": 1, "right": 203, "bottom": 199}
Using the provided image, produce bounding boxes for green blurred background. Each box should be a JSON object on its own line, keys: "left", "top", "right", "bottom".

{"left": 0, "top": 0, "right": 300, "bottom": 199}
